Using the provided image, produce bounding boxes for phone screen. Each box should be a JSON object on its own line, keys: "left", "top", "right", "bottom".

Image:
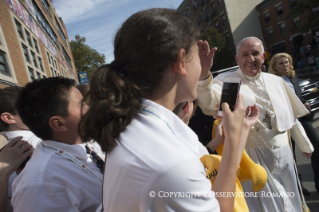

{"left": 219, "top": 82, "right": 240, "bottom": 111}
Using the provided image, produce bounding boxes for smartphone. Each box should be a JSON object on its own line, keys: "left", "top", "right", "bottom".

{"left": 218, "top": 78, "right": 241, "bottom": 116}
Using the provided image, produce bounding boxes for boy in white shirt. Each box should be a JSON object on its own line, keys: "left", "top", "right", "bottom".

{"left": 0, "top": 86, "right": 40, "bottom": 212}
{"left": 12, "top": 77, "right": 104, "bottom": 212}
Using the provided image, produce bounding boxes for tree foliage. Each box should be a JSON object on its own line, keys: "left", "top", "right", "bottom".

{"left": 201, "top": 27, "right": 235, "bottom": 72}
{"left": 70, "top": 35, "right": 106, "bottom": 81}
{"left": 286, "top": 0, "right": 319, "bottom": 33}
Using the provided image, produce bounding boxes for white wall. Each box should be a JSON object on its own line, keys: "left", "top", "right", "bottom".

{"left": 225, "top": 0, "right": 265, "bottom": 49}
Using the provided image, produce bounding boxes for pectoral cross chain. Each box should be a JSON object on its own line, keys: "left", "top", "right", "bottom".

{"left": 262, "top": 112, "right": 272, "bottom": 129}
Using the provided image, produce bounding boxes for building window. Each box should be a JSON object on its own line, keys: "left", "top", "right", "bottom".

{"left": 33, "top": 1, "right": 58, "bottom": 47}
{"left": 41, "top": 0, "right": 51, "bottom": 18}
{"left": 197, "top": 14, "right": 202, "bottom": 25}
{"left": 25, "top": 30, "right": 32, "bottom": 47}
{"left": 38, "top": 57, "right": 44, "bottom": 72}
{"left": 28, "top": 67, "right": 35, "bottom": 81}
{"left": 225, "top": 32, "right": 230, "bottom": 44}
{"left": 271, "top": 42, "right": 286, "bottom": 54}
{"left": 267, "top": 28, "right": 273, "bottom": 38}
{"left": 47, "top": 51, "right": 60, "bottom": 77}
{"left": 264, "top": 11, "right": 270, "bottom": 23}
{"left": 275, "top": 4, "right": 283, "bottom": 17}
{"left": 218, "top": 0, "right": 222, "bottom": 7}
{"left": 36, "top": 71, "right": 41, "bottom": 79}
{"left": 15, "top": 20, "right": 24, "bottom": 40}
{"left": 47, "top": 52, "right": 51, "bottom": 64}
{"left": 22, "top": 44, "right": 30, "bottom": 63}
{"left": 55, "top": 17, "right": 67, "bottom": 45}
{"left": 293, "top": 16, "right": 300, "bottom": 28}
{"left": 31, "top": 51, "right": 37, "bottom": 68}
{"left": 33, "top": 38, "right": 39, "bottom": 53}
{"left": 62, "top": 46, "right": 73, "bottom": 68}
{"left": 50, "top": 67, "right": 54, "bottom": 77}
{"left": 0, "top": 51, "right": 11, "bottom": 76}
{"left": 193, "top": 0, "right": 197, "bottom": 10}
{"left": 221, "top": 14, "right": 226, "bottom": 26}
{"left": 186, "top": 8, "right": 191, "bottom": 18}
{"left": 279, "top": 22, "right": 286, "bottom": 34}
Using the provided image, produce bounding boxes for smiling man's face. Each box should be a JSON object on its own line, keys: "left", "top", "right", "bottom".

{"left": 235, "top": 38, "right": 265, "bottom": 77}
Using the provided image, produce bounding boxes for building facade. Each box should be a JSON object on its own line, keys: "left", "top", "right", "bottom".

{"left": 256, "top": 0, "right": 318, "bottom": 62}
{"left": 177, "top": 0, "right": 264, "bottom": 57}
{"left": 0, "top": 0, "right": 77, "bottom": 88}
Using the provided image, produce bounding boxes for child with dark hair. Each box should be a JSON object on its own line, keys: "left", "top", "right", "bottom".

{"left": 0, "top": 86, "right": 41, "bottom": 147}
{"left": 80, "top": 8, "right": 258, "bottom": 212}
{"left": 0, "top": 86, "right": 40, "bottom": 211}
{"left": 12, "top": 77, "right": 104, "bottom": 212}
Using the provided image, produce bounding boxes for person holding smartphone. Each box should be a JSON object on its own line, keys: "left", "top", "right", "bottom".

{"left": 80, "top": 9, "right": 259, "bottom": 212}
{"left": 197, "top": 37, "right": 312, "bottom": 212}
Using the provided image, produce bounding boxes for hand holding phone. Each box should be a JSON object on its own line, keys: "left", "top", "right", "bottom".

{"left": 218, "top": 78, "right": 241, "bottom": 116}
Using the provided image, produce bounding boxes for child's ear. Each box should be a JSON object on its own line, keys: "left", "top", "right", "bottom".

{"left": 173, "top": 48, "right": 187, "bottom": 77}
{"left": 0, "top": 112, "right": 16, "bottom": 124}
{"left": 48, "top": 116, "right": 68, "bottom": 132}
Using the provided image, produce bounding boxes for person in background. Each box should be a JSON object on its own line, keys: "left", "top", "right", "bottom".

{"left": 0, "top": 86, "right": 41, "bottom": 211}
{"left": 12, "top": 77, "right": 104, "bottom": 212}
{"left": 269, "top": 52, "right": 319, "bottom": 193}
{"left": 308, "top": 54, "right": 315, "bottom": 68}
{"left": 261, "top": 64, "right": 267, "bottom": 72}
{"left": 80, "top": 8, "right": 258, "bottom": 212}
{"left": 297, "top": 60, "right": 305, "bottom": 69}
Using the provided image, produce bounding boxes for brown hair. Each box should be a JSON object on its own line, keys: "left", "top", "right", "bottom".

{"left": 76, "top": 85, "right": 91, "bottom": 105}
{"left": 79, "top": 8, "right": 200, "bottom": 153}
{"left": 269, "top": 53, "right": 295, "bottom": 78}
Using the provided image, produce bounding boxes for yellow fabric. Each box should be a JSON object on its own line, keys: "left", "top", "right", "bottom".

{"left": 213, "top": 120, "right": 267, "bottom": 192}
{"left": 200, "top": 154, "right": 249, "bottom": 212}
{"left": 200, "top": 120, "right": 268, "bottom": 211}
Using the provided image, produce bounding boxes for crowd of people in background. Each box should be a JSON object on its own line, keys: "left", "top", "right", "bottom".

{"left": 0, "top": 7, "right": 317, "bottom": 212}
{"left": 294, "top": 36, "right": 319, "bottom": 71}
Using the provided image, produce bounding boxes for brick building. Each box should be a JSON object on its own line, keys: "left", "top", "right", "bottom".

{"left": 177, "top": 0, "right": 265, "bottom": 58}
{"left": 256, "top": 0, "right": 319, "bottom": 65}
{"left": 0, "top": 0, "right": 77, "bottom": 88}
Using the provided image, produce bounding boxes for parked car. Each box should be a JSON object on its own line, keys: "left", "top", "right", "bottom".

{"left": 211, "top": 66, "right": 319, "bottom": 121}
{"left": 297, "top": 73, "right": 319, "bottom": 121}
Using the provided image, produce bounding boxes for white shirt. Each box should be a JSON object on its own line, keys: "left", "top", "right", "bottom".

{"left": 12, "top": 140, "right": 104, "bottom": 212}
{"left": 5, "top": 130, "right": 42, "bottom": 148}
{"left": 100, "top": 99, "right": 219, "bottom": 212}
{"left": 4, "top": 130, "right": 42, "bottom": 212}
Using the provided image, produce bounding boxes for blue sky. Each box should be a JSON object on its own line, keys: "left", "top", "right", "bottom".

{"left": 53, "top": 0, "right": 183, "bottom": 63}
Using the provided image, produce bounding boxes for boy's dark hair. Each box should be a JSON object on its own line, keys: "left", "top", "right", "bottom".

{"left": 0, "top": 86, "right": 22, "bottom": 131}
{"left": 15, "top": 77, "right": 75, "bottom": 140}
{"left": 79, "top": 8, "right": 200, "bottom": 153}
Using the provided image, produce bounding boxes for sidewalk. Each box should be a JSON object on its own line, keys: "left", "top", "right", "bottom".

{"left": 296, "top": 119, "right": 319, "bottom": 211}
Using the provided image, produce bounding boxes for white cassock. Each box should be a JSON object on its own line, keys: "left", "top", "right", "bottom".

{"left": 197, "top": 69, "right": 313, "bottom": 212}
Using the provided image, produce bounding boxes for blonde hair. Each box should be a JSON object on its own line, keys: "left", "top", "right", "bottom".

{"left": 268, "top": 53, "right": 295, "bottom": 78}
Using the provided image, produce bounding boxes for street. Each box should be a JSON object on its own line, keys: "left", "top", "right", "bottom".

{"left": 297, "top": 119, "right": 319, "bottom": 210}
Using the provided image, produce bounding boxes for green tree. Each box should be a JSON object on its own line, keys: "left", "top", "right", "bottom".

{"left": 201, "top": 27, "right": 235, "bottom": 72}
{"left": 70, "top": 35, "right": 106, "bottom": 81}
{"left": 286, "top": 0, "right": 319, "bottom": 33}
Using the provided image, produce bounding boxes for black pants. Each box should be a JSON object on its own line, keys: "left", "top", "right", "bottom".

{"left": 291, "top": 119, "right": 319, "bottom": 190}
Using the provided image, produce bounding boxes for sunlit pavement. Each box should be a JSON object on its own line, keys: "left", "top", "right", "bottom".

{"left": 296, "top": 119, "right": 319, "bottom": 211}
